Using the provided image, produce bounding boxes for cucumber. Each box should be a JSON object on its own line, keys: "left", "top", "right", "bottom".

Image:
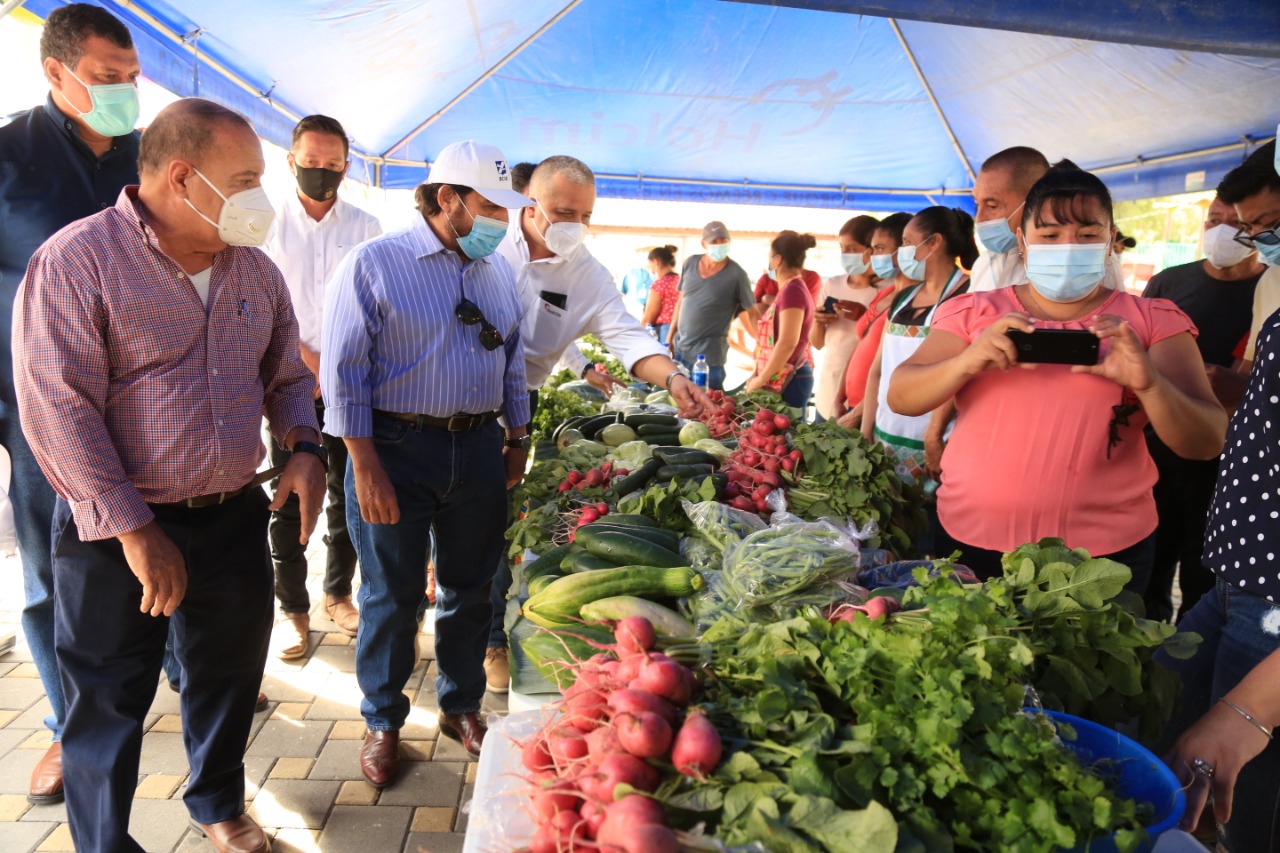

{"left": 578, "top": 596, "right": 697, "bottom": 639}
{"left": 624, "top": 413, "right": 679, "bottom": 429}
{"left": 594, "top": 513, "right": 658, "bottom": 527}
{"left": 655, "top": 463, "right": 716, "bottom": 482}
{"left": 566, "top": 551, "right": 622, "bottom": 573}
{"left": 577, "top": 528, "right": 687, "bottom": 567}
{"left": 642, "top": 431, "right": 683, "bottom": 446}
{"left": 522, "top": 566, "right": 703, "bottom": 627}
{"left": 528, "top": 572, "right": 563, "bottom": 596}
{"left": 552, "top": 415, "right": 589, "bottom": 443}
{"left": 653, "top": 447, "right": 720, "bottom": 468}
{"left": 581, "top": 523, "right": 680, "bottom": 550}
{"left": 610, "top": 457, "right": 663, "bottom": 497}
{"left": 522, "top": 543, "right": 574, "bottom": 584}
{"left": 636, "top": 422, "right": 682, "bottom": 436}
{"left": 578, "top": 413, "right": 622, "bottom": 440}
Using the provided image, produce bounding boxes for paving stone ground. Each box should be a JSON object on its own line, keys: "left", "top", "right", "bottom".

{"left": 0, "top": 532, "right": 506, "bottom": 853}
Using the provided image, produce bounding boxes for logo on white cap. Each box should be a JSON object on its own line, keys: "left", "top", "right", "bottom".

{"left": 427, "top": 141, "right": 531, "bottom": 209}
{"left": 496, "top": 160, "right": 509, "bottom": 178}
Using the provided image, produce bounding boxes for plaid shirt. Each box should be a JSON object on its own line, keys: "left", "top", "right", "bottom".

{"left": 14, "top": 187, "right": 318, "bottom": 540}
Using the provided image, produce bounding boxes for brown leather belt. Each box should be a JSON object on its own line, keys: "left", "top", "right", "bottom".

{"left": 373, "top": 409, "right": 500, "bottom": 432}
{"left": 149, "top": 465, "right": 285, "bottom": 510}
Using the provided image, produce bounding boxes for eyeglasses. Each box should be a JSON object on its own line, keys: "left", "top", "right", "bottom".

{"left": 1233, "top": 224, "right": 1280, "bottom": 249}
{"left": 456, "top": 298, "right": 505, "bottom": 351}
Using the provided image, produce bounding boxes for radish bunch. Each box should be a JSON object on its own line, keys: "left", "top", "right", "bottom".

{"left": 558, "top": 461, "right": 629, "bottom": 494}
{"left": 692, "top": 389, "right": 739, "bottom": 439}
{"left": 516, "top": 617, "right": 724, "bottom": 853}
{"left": 720, "top": 408, "right": 801, "bottom": 514}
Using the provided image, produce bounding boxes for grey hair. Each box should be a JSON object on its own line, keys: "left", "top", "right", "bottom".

{"left": 530, "top": 155, "right": 595, "bottom": 196}
{"left": 138, "top": 98, "right": 253, "bottom": 176}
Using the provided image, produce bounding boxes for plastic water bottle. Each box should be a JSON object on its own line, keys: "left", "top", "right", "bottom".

{"left": 645, "top": 324, "right": 658, "bottom": 339}
{"left": 692, "top": 354, "right": 709, "bottom": 388}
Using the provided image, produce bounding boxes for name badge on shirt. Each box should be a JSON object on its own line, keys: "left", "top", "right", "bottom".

{"left": 540, "top": 300, "right": 565, "bottom": 319}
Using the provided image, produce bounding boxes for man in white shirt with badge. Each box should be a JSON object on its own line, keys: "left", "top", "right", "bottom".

{"left": 486, "top": 154, "right": 707, "bottom": 689}
{"left": 263, "top": 114, "right": 381, "bottom": 656}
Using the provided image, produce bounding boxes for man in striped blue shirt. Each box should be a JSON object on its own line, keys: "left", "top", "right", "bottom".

{"left": 321, "top": 141, "right": 531, "bottom": 777}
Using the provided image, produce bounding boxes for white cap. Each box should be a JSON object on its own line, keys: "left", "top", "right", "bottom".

{"left": 427, "top": 140, "right": 532, "bottom": 209}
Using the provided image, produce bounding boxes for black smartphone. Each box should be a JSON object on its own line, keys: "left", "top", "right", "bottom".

{"left": 822, "top": 295, "right": 839, "bottom": 314}
{"left": 1006, "top": 329, "right": 1100, "bottom": 365}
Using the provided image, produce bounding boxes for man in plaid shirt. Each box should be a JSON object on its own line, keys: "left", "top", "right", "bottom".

{"left": 14, "top": 98, "right": 325, "bottom": 853}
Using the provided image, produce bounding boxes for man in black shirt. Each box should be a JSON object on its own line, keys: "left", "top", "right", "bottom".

{"left": 1142, "top": 196, "right": 1263, "bottom": 622}
{"left": 0, "top": 4, "right": 141, "bottom": 805}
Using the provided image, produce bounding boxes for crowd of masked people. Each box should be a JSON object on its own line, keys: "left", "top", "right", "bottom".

{"left": 1, "top": 5, "right": 1278, "bottom": 853}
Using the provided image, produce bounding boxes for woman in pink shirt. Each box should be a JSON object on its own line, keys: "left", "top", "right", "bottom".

{"left": 888, "top": 165, "right": 1227, "bottom": 585}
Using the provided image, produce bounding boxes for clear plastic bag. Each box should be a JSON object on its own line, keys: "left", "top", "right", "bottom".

{"left": 681, "top": 498, "right": 768, "bottom": 552}
{"left": 720, "top": 517, "right": 861, "bottom": 611}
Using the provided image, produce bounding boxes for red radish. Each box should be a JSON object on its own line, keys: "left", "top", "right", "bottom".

{"left": 595, "top": 753, "right": 660, "bottom": 797}
{"left": 782, "top": 458, "right": 795, "bottom": 472}
{"left": 532, "top": 781, "right": 581, "bottom": 819}
{"left": 600, "top": 461, "right": 613, "bottom": 475}
{"left": 614, "top": 468, "right": 630, "bottom": 477}
{"left": 615, "top": 616, "right": 656, "bottom": 656}
{"left": 615, "top": 824, "right": 679, "bottom": 853}
{"left": 522, "top": 734, "right": 555, "bottom": 773}
{"left": 583, "top": 469, "right": 603, "bottom": 488}
{"left": 558, "top": 481, "right": 573, "bottom": 493}
{"left": 595, "top": 795, "right": 668, "bottom": 848}
{"left": 563, "top": 688, "right": 610, "bottom": 733}
{"left": 773, "top": 414, "right": 791, "bottom": 430}
{"left": 580, "top": 800, "right": 607, "bottom": 838}
{"left": 595, "top": 502, "right": 609, "bottom": 514}
{"left": 585, "top": 725, "right": 627, "bottom": 761}
{"left": 729, "top": 496, "right": 754, "bottom": 512}
{"left": 862, "top": 596, "right": 901, "bottom": 620}
{"left": 752, "top": 420, "right": 775, "bottom": 436}
{"left": 567, "top": 470, "right": 584, "bottom": 485}
{"left": 607, "top": 688, "right": 676, "bottom": 723}
{"left": 763, "top": 457, "right": 781, "bottom": 473}
{"left": 580, "top": 508, "right": 600, "bottom": 524}
{"left": 752, "top": 485, "right": 771, "bottom": 503}
{"left": 672, "top": 710, "right": 722, "bottom": 779}
{"left": 545, "top": 727, "right": 589, "bottom": 768}
{"left": 760, "top": 472, "right": 783, "bottom": 489}
{"left": 632, "top": 658, "right": 689, "bottom": 705}
{"left": 614, "top": 711, "right": 673, "bottom": 758}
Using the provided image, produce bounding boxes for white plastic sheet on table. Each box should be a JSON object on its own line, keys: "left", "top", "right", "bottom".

{"left": 463, "top": 709, "right": 556, "bottom": 853}
{"left": 1151, "top": 830, "right": 1212, "bottom": 852}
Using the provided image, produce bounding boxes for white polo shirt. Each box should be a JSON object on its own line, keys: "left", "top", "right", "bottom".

{"left": 497, "top": 222, "right": 668, "bottom": 390}
{"left": 263, "top": 193, "right": 382, "bottom": 351}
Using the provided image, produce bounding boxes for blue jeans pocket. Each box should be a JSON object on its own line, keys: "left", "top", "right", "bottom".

{"left": 371, "top": 416, "right": 410, "bottom": 446}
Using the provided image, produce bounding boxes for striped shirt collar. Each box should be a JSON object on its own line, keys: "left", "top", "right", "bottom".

{"left": 407, "top": 213, "right": 495, "bottom": 267}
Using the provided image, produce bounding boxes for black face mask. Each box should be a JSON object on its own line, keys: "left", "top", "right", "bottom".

{"left": 294, "top": 165, "right": 344, "bottom": 201}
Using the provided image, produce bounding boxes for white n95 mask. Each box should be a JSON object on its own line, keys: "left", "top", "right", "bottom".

{"left": 185, "top": 168, "right": 276, "bottom": 247}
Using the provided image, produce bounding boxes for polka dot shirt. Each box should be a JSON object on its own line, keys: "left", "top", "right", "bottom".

{"left": 1203, "top": 309, "right": 1280, "bottom": 602}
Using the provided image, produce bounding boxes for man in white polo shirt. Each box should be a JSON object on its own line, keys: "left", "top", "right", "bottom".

{"left": 263, "top": 115, "right": 382, "bottom": 656}
{"left": 487, "top": 154, "right": 707, "bottom": 690}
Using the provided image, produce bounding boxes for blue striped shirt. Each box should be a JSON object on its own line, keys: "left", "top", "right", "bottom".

{"left": 320, "top": 216, "right": 530, "bottom": 437}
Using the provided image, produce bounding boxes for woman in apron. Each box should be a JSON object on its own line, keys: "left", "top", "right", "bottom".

{"left": 744, "top": 230, "right": 817, "bottom": 410}
{"left": 861, "top": 206, "right": 978, "bottom": 493}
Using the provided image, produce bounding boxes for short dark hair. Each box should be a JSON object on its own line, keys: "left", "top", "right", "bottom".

{"left": 647, "top": 245, "right": 677, "bottom": 267}
{"left": 873, "top": 212, "right": 913, "bottom": 247}
{"left": 1218, "top": 141, "right": 1280, "bottom": 205}
{"left": 838, "top": 214, "right": 879, "bottom": 247}
{"left": 414, "top": 183, "right": 474, "bottom": 217}
{"left": 510, "top": 162, "right": 537, "bottom": 195}
{"left": 292, "top": 115, "right": 349, "bottom": 160}
{"left": 138, "top": 98, "right": 253, "bottom": 176}
{"left": 981, "top": 146, "right": 1051, "bottom": 196}
{"left": 910, "top": 206, "right": 980, "bottom": 269}
{"left": 40, "top": 3, "right": 133, "bottom": 68}
{"left": 770, "top": 230, "right": 818, "bottom": 269}
{"left": 1021, "top": 165, "right": 1115, "bottom": 233}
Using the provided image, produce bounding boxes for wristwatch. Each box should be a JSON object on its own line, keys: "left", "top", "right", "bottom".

{"left": 505, "top": 435, "right": 532, "bottom": 451}
{"left": 291, "top": 440, "right": 329, "bottom": 472}
{"left": 664, "top": 364, "right": 690, "bottom": 391}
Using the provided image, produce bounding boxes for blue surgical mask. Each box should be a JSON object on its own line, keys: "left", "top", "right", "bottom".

{"left": 975, "top": 206, "right": 1022, "bottom": 255}
{"left": 897, "top": 243, "right": 934, "bottom": 282}
{"left": 1024, "top": 242, "right": 1111, "bottom": 303}
{"left": 766, "top": 265, "right": 778, "bottom": 282}
{"left": 452, "top": 200, "right": 507, "bottom": 259}
{"left": 841, "top": 252, "right": 869, "bottom": 276}
{"left": 870, "top": 253, "right": 896, "bottom": 280}
{"left": 1256, "top": 240, "right": 1280, "bottom": 267}
{"left": 62, "top": 63, "right": 140, "bottom": 138}
{"left": 706, "top": 243, "right": 731, "bottom": 262}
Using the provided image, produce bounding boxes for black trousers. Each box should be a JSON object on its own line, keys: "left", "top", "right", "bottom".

{"left": 269, "top": 399, "right": 357, "bottom": 613}
{"left": 1143, "top": 432, "right": 1220, "bottom": 622}
{"left": 53, "top": 490, "right": 273, "bottom": 853}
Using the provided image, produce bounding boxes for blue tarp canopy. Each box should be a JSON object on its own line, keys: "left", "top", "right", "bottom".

{"left": 18, "top": 0, "right": 1280, "bottom": 211}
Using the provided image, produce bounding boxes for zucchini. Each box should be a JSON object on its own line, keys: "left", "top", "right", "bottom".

{"left": 581, "top": 523, "right": 680, "bottom": 550}
{"left": 522, "top": 566, "right": 703, "bottom": 627}
{"left": 522, "top": 543, "right": 574, "bottom": 584}
{"left": 578, "top": 412, "right": 622, "bottom": 440}
{"left": 595, "top": 513, "right": 658, "bottom": 527}
{"left": 610, "top": 457, "right": 663, "bottom": 497}
{"left": 566, "top": 551, "right": 622, "bottom": 573}
{"left": 636, "top": 422, "right": 682, "bottom": 436}
{"left": 528, "top": 572, "right": 563, "bottom": 596}
{"left": 579, "top": 596, "right": 697, "bottom": 639}
{"left": 642, "top": 431, "right": 684, "bottom": 446}
{"left": 653, "top": 447, "right": 720, "bottom": 468}
{"left": 577, "top": 528, "right": 687, "bottom": 567}
{"left": 655, "top": 463, "right": 716, "bottom": 482}
{"left": 624, "top": 413, "right": 679, "bottom": 429}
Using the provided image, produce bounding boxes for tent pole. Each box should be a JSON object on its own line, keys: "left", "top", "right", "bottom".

{"left": 0, "top": 0, "right": 27, "bottom": 21}
{"left": 380, "top": 0, "right": 584, "bottom": 159}
{"left": 1090, "top": 136, "right": 1276, "bottom": 175}
{"left": 888, "top": 18, "right": 975, "bottom": 185}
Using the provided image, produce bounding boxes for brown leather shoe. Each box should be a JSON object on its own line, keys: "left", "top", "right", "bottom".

{"left": 324, "top": 594, "right": 359, "bottom": 637}
{"left": 277, "top": 612, "right": 310, "bottom": 660}
{"left": 438, "top": 711, "right": 486, "bottom": 757}
{"left": 255, "top": 691, "right": 269, "bottom": 713}
{"left": 190, "top": 814, "right": 271, "bottom": 853}
{"left": 360, "top": 730, "right": 400, "bottom": 788}
{"left": 28, "top": 742, "right": 63, "bottom": 804}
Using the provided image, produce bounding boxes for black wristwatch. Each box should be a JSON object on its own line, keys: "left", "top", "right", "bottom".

{"left": 504, "top": 435, "right": 532, "bottom": 451}
{"left": 292, "top": 440, "right": 329, "bottom": 472}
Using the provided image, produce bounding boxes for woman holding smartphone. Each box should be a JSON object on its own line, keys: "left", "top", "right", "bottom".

{"left": 887, "top": 164, "right": 1226, "bottom": 581}
{"left": 812, "top": 215, "right": 880, "bottom": 421}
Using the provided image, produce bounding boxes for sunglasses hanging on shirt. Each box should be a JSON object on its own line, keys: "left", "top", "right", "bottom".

{"left": 456, "top": 295, "right": 505, "bottom": 351}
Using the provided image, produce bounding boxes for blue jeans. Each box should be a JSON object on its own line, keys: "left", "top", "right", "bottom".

{"left": 674, "top": 350, "right": 726, "bottom": 392}
{"left": 1156, "top": 579, "right": 1280, "bottom": 852}
{"left": 781, "top": 362, "right": 814, "bottom": 411}
{"left": 348, "top": 414, "right": 504, "bottom": 726}
{"left": 0, "top": 409, "right": 63, "bottom": 739}
{"left": 53, "top": 491, "right": 272, "bottom": 853}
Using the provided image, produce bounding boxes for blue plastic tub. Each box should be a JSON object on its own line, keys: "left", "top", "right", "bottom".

{"left": 1035, "top": 710, "right": 1186, "bottom": 853}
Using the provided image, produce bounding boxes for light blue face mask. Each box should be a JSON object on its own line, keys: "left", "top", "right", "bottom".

{"left": 706, "top": 242, "right": 731, "bottom": 262}
{"left": 766, "top": 264, "right": 778, "bottom": 282}
{"left": 1255, "top": 239, "right": 1280, "bottom": 267}
{"left": 896, "top": 243, "right": 934, "bottom": 282}
{"left": 870, "top": 253, "right": 896, "bottom": 280}
{"left": 975, "top": 205, "right": 1023, "bottom": 255}
{"left": 453, "top": 199, "right": 507, "bottom": 259}
{"left": 62, "top": 64, "right": 139, "bottom": 138}
{"left": 841, "top": 252, "right": 869, "bottom": 276}
{"left": 1024, "top": 241, "right": 1111, "bottom": 303}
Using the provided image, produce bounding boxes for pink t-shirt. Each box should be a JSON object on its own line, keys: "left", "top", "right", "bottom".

{"left": 931, "top": 287, "right": 1198, "bottom": 555}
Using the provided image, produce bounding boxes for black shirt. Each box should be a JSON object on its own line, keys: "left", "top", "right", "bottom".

{"left": 1203, "top": 308, "right": 1280, "bottom": 602}
{"left": 0, "top": 97, "right": 140, "bottom": 407}
{"left": 1142, "top": 260, "right": 1259, "bottom": 367}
